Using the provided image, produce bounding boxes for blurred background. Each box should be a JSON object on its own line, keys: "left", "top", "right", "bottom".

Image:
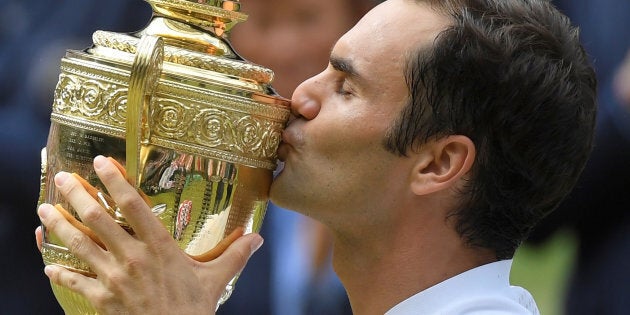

{"left": 513, "top": 1, "right": 630, "bottom": 315}
{"left": 0, "top": 1, "right": 151, "bottom": 314}
{"left": 0, "top": 0, "right": 627, "bottom": 314}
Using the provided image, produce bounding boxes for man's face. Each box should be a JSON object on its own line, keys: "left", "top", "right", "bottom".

{"left": 270, "top": 0, "right": 450, "bottom": 227}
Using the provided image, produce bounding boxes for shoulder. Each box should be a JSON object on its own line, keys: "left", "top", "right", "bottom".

{"left": 387, "top": 291, "right": 539, "bottom": 315}
{"left": 440, "top": 291, "right": 540, "bottom": 315}
{"left": 386, "top": 260, "right": 540, "bottom": 315}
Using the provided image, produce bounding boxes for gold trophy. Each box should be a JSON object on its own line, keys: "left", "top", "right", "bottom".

{"left": 37, "top": 0, "right": 290, "bottom": 313}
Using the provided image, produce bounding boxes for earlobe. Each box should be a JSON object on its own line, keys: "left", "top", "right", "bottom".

{"left": 410, "top": 135, "right": 476, "bottom": 196}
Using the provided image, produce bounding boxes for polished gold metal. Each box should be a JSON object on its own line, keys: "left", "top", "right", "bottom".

{"left": 126, "top": 35, "right": 165, "bottom": 187}
{"left": 38, "top": 0, "right": 290, "bottom": 314}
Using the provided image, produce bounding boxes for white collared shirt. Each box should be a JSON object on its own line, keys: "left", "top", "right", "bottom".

{"left": 386, "top": 260, "right": 540, "bottom": 315}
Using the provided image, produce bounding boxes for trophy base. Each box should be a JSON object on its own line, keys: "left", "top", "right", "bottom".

{"left": 49, "top": 273, "right": 239, "bottom": 314}
{"left": 51, "top": 282, "right": 98, "bottom": 315}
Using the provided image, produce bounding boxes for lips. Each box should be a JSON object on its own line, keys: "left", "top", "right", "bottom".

{"left": 275, "top": 129, "right": 292, "bottom": 162}
{"left": 276, "top": 122, "right": 302, "bottom": 162}
{"left": 276, "top": 141, "right": 289, "bottom": 162}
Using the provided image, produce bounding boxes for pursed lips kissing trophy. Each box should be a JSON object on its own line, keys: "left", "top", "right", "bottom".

{"left": 37, "top": 0, "right": 290, "bottom": 313}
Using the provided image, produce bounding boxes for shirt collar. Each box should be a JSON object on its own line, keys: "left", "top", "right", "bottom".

{"left": 385, "top": 259, "right": 513, "bottom": 315}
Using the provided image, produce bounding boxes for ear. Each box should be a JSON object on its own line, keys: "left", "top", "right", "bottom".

{"left": 410, "top": 135, "right": 476, "bottom": 196}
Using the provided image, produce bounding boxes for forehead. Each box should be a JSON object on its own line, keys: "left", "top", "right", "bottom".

{"left": 333, "top": 0, "right": 451, "bottom": 81}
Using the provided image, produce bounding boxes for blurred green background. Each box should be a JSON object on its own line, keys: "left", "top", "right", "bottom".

{"left": 511, "top": 229, "right": 577, "bottom": 315}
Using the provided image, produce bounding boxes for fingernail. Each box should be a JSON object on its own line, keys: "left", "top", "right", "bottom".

{"left": 94, "top": 155, "right": 107, "bottom": 170}
{"left": 250, "top": 235, "right": 264, "bottom": 253}
{"left": 37, "top": 204, "right": 51, "bottom": 219}
{"left": 44, "top": 265, "right": 58, "bottom": 278}
{"left": 54, "top": 172, "right": 70, "bottom": 186}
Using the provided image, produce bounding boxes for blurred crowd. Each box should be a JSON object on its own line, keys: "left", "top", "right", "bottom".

{"left": 526, "top": 1, "right": 630, "bottom": 314}
{"left": 0, "top": 1, "right": 150, "bottom": 313}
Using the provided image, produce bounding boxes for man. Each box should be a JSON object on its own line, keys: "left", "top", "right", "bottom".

{"left": 36, "top": 0, "right": 596, "bottom": 314}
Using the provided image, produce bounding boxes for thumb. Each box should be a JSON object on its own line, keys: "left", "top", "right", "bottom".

{"left": 208, "top": 233, "right": 264, "bottom": 284}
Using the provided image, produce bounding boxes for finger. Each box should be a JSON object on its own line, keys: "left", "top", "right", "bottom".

{"left": 189, "top": 227, "right": 244, "bottom": 262}
{"left": 54, "top": 172, "right": 129, "bottom": 254}
{"left": 208, "top": 233, "right": 264, "bottom": 284}
{"left": 44, "top": 265, "right": 102, "bottom": 302}
{"left": 35, "top": 226, "right": 43, "bottom": 252}
{"left": 38, "top": 204, "right": 109, "bottom": 268}
{"left": 107, "top": 156, "right": 127, "bottom": 177}
{"left": 93, "top": 155, "right": 170, "bottom": 242}
{"left": 107, "top": 157, "right": 153, "bottom": 206}
{"left": 55, "top": 204, "right": 106, "bottom": 249}
{"left": 71, "top": 173, "right": 117, "bottom": 215}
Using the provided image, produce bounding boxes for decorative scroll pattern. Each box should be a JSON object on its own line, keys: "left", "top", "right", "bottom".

{"left": 92, "top": 31, "right": 274, "bottom": 84}
{"left": 52, "top": 57, "right": 289, "bottom": 169}
{"left": 42, "top": 244, "right": 94, "bottom": 275}
{"left": 54, "top": 73, "right": 127, "bottom": 121}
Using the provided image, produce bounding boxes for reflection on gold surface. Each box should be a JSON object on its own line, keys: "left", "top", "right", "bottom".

{"left": 38, "top": 0, "right": 289, "bottom": 313}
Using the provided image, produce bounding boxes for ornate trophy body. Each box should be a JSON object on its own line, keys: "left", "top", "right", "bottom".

{"left": 37, "top": 1, "right": 290, "bottom": 313}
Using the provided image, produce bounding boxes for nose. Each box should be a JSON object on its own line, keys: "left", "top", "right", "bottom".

{"left": 290, "top": 74, "right": 323, "bottom": 120}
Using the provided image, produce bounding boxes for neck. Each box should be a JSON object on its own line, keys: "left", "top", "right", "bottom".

{"left": 330, "top": 209, "right": 496, "bottom": 315}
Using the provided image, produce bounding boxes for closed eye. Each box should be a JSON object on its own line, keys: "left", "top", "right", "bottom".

{"left": 336, "top": 78, "right": 355, "bottom": 99}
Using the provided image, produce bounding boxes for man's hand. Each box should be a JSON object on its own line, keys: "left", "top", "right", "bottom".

{"left": 35, "top": 155, "right": 263, "bottom": 314}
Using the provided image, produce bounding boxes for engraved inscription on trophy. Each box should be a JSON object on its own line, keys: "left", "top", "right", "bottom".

{"left": 58, "top": 126, "right": 125, "bottom": 175}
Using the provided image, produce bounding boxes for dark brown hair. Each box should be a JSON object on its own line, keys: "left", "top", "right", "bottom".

{"left": 385, "top": 0, "right": 597, "bottom": 259}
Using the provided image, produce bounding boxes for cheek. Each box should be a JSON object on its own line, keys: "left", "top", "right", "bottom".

{"left": 307, "top": 117, "right": 389, "bottom": 173}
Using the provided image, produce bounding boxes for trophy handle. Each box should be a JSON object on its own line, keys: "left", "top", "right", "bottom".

{"left": 126, "top": 35, "right": 164, "bottom": 187}
{"left": 37, "top": 147, "right": 48, "bottom": 210}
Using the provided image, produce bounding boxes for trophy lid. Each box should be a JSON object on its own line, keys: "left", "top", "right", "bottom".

{"left": 85, "top": 0, "right": 275, "bottom": 91}
{"left": 145, "top": 0, "right": 247, "bottom": 37}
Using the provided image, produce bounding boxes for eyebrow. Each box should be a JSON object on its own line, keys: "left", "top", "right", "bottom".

{"left": 329, "top": 56, "right": 361, "bottom": 80}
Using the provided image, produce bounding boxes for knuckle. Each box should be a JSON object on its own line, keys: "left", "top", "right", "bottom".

{"left": 43, "top": 211, "right": 60, "bottom": 230}
{"left": 47, "top": 266, "right": 61, "bottom": 284}
{"left": 51, "top": 267, "right": 83, "bottom": 294}
{"left": 227, "top": 248, "right": 249, "bottom": 267}
{"left": 88, "top": 292, "right": 107, "bottom": 309}
{"left": 63, "top": 272, "right": 81, "bottom": 291}
{"left": 80, "top": 204, "right": 106, "bottom": 224}
{"left": 104, "top": 268, "right": 122, "bottom": 283}
{"left": 149, "top": 232, "right": 175, "bottom": 249}
{"left": 88, "top": 290, "right": 117, "bottom": 311}
{"left": 122, "top": 255, "right": 146, "bottom": 274}
{"left": 101, "top": 269, "right": 126, "bottom": 293}
{"left": 97, "top": 165, "right": 119, "bottom": 182}
{"left": 116, "top": 191, "right": 146, "bottom": 211}
{"left": 67, "top": 232, "right": 90, "bottom": 255}
{"left": 58, "top": 177, "right": 80, "bottom": 195}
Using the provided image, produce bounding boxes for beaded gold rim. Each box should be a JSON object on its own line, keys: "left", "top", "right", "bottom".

{"left": 92, "top": 31, "right": 274, "bottom": 84}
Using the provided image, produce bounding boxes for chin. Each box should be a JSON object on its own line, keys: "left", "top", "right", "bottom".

{"left": 268, "top": 178, "right": 288, "bottom": 207}
{"left": 269, "top": 177, "right": 303, "bottom": 212}
{"left": 268, "top": 174, "right": 282, "bottom": 199}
